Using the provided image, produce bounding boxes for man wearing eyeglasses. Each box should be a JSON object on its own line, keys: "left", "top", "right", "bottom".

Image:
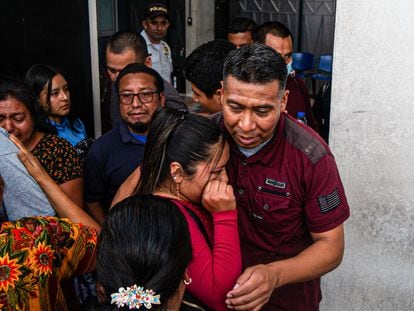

{"left": 85, "top": 63, "right": 165, "bottom": 225}
{"left": 100, "top": 31, "right": 185, "bottom": 134}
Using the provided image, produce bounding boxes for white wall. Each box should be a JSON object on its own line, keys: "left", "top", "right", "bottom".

{"left": 322, "top": 0, "right": 414, "bottom": 309}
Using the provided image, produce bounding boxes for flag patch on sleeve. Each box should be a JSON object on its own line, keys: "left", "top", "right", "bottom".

{"left": 318, "top": 188, "right": 340, "bottom": 213}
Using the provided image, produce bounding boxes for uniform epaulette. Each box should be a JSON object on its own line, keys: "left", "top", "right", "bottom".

{"left": 284, "top": 117, "right": 327, "bottom": 164}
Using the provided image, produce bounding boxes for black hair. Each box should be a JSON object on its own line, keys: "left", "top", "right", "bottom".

{"left": 115, "top": 63, "right": 164, "bottom": 95}
{"left": 24, "top": 64, "right": 81, "bottom": 133}
{"left": 106, "top": 31, "right": 149, "bottom": 64}
{"left": 227, "top": 17, "right": 257, "bottom": 34}
{"left": 254, "top": 21, "right": 293, "bottom": 44}
{"left": 183, "top": 39, "right": 236, "bottom": 98}
{"left": 0, "top": 73, "right": 56, "bottom": 134}
{"left": 223, "top": 43, "right": 287, "bottom": 97}
{"left": 97, "top": 194, "right": 192, "bottom": 310}
{"left": 135, "top": 107, "right": 224, "bottom": 195}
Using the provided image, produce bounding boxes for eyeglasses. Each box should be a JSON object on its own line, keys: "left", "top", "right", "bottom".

{"left": 118, "top": 91, "right": 160, "bottom": 105}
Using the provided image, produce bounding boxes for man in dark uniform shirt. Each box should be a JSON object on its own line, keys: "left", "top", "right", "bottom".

{"left": 221, "top": 44, "right": 349, "bottom": 310}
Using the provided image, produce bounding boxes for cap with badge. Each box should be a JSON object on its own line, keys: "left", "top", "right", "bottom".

{"left": 145, "top": 3, "right": 169, "bottom": 20}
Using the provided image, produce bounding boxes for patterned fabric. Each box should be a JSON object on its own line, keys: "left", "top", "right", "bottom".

{"left": 0, "top": 216, "right": 98, "bottom": 310}
{"left": 32, "top": 134, "right": 83, "bottom": 184}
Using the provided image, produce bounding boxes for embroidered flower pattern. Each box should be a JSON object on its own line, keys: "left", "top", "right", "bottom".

{"left": 29, "top": 241, "right": 55, "bottom": 276}
{"left": 0, "top": 254, "right": 22, "bottom": 291}
{"left": 0, "top": 216, "right": 98, "bottom": 309}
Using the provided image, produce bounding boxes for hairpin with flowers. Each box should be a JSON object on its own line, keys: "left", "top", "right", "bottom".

{"left": 111, "top": 284, "right": 161, "bottom": 309}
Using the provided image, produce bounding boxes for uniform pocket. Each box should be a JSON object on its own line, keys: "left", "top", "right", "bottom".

{"left": 257, "top": 185, "right": 290, "bottom": 198}
{"left": 249, "top": 186, "right": 292, "bottom": 232}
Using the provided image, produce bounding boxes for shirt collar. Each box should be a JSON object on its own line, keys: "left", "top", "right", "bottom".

{"left": 223, "top": 113, "right": 286, "bottom": 166}
{"left": 140, "top": 29, "right": 149, "bottom": 42}
{"left": 119, "top": 120, "right": 145, "bottom": 145}
{"left": 140, "top": 29, "right": 161, "bottom": 47}
{"left": 48, "top": 117, "right": 69, "bottom": 130}
{"left": 238, "top": 138, "right": 271, "bottom": 157}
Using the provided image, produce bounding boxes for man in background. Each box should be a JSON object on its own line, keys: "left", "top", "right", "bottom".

{"left": 255, "top": 21, "right": 319, "bottom": 131}
{"left": 101, "top": 31, "right": 185, "bottom": 134}
{"left": 227, "top": 16, "right": 257, "bottom": 48}
{"left": 184, "top": 39, "right": 235, "bottom": 114}
{"left": 141, "top": 3, "right": 173, "bottom": 83}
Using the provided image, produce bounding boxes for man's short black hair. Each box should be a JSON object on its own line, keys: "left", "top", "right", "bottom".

{"left": 228, "top": 17, "right": 257, "bottom": 34}
{"left": 223, "top": 43, "right": 287, "bottom": 97}
{"left": 115, "top": 63, "right": 164, "bottom": 94}
{"left": 106, "top": 31, "right": 148, "bottom": 64}
{"left": 184, "top": 39, "right": 236, "bottom": 98}
{"left": 255, "top": 21, "right": 293, "bottom": 44}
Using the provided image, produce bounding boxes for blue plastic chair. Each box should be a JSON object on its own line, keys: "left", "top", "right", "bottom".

{"left": 292, "top": 52, "right": 315, "bottom": 78}
{"left": 312, "top": 54, "right": 333, "bottom": 81}
{"left": 311, "top": 54, "right": 333, "bottom": 96}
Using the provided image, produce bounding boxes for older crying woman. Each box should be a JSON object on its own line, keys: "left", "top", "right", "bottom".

{"left": 0, "top": 75, "right": 84, "bottom": 212}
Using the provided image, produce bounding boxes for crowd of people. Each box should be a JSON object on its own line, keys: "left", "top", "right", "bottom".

{"left": 0, "top": 2, "right": 349, "bottom": 310}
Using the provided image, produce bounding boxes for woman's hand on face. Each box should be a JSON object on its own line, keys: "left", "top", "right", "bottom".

{"left": 202, "top": 180, "right": 236, "bottom": 213}
{"left": 9, "top": 134, "right": 48, "bottom": 182}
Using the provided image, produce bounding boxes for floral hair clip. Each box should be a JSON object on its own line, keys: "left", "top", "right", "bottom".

{"left": 111, "top": 284, "right": 161, "bottom": 309}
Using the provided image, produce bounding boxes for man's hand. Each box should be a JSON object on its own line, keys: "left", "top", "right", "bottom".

{"left": 202, "top": 180, "right": 236, "bottom": 213}
{"left": 225, "top": 264, "right": 277, "bottom": 310}
{"left": 225, "top": 225, "right": 345, "bottom": 310}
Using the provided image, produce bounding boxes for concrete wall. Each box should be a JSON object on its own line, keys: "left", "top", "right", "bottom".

{"left": 185, "top": 0, "right": 215, "bottom": 96}
{"left": 321, "top": 0, "right": 414, "bottom": 310}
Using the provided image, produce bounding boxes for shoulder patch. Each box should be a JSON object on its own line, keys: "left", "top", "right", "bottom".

{"left": 284, "top": 117, "right": 327, "bottom": 164}
{"left": 318, "top": 188, "right": 341, "bottom": 213}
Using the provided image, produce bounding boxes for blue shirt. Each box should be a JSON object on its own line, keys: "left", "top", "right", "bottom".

{"left": 49, "top": 117, "right": 87, "bottom": 146}
{"left": 130, "top": 133, "right": 147, "bottom": 143}
{"left": 84, "top": 120, "right": 145, "bottom": 211}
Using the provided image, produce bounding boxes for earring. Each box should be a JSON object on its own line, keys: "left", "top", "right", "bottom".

{"left": 184, "top": 278, "right": 192, "bottom": 286}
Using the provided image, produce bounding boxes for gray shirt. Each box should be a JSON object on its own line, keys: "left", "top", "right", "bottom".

{"left": 0, "top": 127, "right": 55, "bottom": 221}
